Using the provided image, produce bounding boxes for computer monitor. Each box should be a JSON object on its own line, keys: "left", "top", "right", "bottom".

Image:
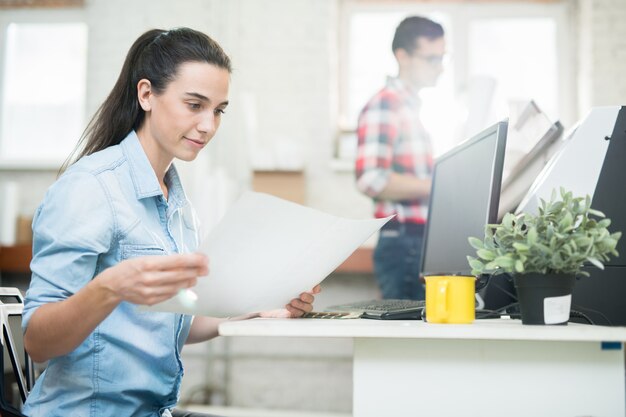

{"left": 420, "top": 120, "right": 508, "bottom": 276}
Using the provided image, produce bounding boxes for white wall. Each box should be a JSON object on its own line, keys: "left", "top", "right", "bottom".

{"left": 3, "top": 0, "right": 626, "bottom": 223}
{"left": 86, "top": 0, "right": 370, "bottom": 229}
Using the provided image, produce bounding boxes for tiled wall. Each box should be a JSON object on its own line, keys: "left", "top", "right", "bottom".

{"left": 578, "top": 0, "right": 626, "bottom": 113}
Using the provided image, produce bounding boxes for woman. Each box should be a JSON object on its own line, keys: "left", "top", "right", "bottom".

{"left": 22, "top": 27, "right": 319, "bottom": 417}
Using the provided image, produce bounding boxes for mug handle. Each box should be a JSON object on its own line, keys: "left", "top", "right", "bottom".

{"left": 436, "top": 279, "right": 448, "bottom": 320}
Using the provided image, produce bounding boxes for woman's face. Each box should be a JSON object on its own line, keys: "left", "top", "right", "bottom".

{"left": 137, "top": 61, "right": 230, "bottom": 166}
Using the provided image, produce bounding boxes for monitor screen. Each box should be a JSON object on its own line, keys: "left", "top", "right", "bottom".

{"left": 421, "top": 120, "right": 508, "bottom": 276}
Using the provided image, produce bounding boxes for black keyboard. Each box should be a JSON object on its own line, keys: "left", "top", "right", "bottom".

{"left": 326, "top": 299, "right": 425, "bottom": 320}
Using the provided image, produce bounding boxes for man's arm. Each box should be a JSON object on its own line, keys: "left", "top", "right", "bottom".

{"left": 376, "top": 172, "right": 431, "bottom": 201}
{"left": 356, "top": 93, "right": 431, "bottom": 202}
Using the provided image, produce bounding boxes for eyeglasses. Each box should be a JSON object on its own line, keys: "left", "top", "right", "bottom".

{"left": 411, "top": 53, "right": 447, "bottom": 66}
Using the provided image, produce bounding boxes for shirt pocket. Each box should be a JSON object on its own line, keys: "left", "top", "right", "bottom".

{"left": 120, "top": 244, "right": 166, "bottom": 260}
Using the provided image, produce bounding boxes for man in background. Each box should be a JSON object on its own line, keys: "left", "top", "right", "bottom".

{"left": 355, "top": 16, "right": 446, "bottom": 300}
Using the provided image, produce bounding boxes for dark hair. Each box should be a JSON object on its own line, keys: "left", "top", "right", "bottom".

{"left": 392, "top": 16, "right": 444, "bottom": 54}
{"left": 62, "top": 27, "right": 231, "bottom": 172}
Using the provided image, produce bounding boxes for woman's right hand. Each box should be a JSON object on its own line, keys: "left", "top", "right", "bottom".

{"left": 25, "top": 253, "right": 208, "bottom": 363}
{"left": 98, "top": 253, "right": 209, "bottom": 306}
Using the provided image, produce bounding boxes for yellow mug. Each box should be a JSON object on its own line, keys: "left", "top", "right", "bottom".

{"left": 425, "top": 275, "right": 476, "bottom": 324}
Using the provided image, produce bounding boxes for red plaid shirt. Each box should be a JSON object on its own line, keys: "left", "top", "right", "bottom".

{"left": 355, "top": 77, "right": 434, "bottom": 224}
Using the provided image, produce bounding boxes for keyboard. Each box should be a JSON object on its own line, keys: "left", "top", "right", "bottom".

{"left": 301, "top": 311, "right": 362, "bottom": 319}
{"left": 325, "top": 299, "right": 425, "bottom": 320}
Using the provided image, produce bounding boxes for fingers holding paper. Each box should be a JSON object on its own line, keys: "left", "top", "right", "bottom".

{"left": 260, "top": 284, "right": 322, "bottom": 318}
{"left": 287, "top": 284, "right": 322, "bottom": 317}
{"left": 100, "top": 253, "right": 209, "bottom": 306}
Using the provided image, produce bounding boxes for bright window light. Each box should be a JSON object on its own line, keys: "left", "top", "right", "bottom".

{"left": 1, "top": 22, "right": 88, "bottom": 163}
{"left": 342, "top": 11, "right": 461, "bottom": 157}
{"left": 468, "top": 18, "right": 558, "bottom": 130}
{"left": 341, "top": 7, "right": 563, "bottom": 160}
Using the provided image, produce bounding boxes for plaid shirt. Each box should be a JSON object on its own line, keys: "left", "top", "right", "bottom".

{"left": 355, "top": 77, "right": 434, "bottom": 224}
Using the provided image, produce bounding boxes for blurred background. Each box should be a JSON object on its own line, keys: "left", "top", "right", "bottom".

{"left": 0, "top": 0, "right": 624, "bottom": 415}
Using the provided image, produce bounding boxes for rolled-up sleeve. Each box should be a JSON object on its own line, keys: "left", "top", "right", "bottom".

{"left": 23, "top": 170, "right": 115, "bottom": 331}
{"left": 355, "top": 94, "right": 399, "bottom": 197}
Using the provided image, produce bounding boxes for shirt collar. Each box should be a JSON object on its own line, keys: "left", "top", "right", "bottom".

{"left": 120, "top": 131, "right": 188, "bottom": 207}
{"left": 386, "top": 76, "right": 422, "bottom": 107}
{"left": 164, "top": 164, "right": 188, "bottom": 209}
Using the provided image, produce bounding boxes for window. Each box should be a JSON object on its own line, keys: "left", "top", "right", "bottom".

{"left": 0, "top": 10, "right": 87, "bottom": 167}
{"left": 338, "top": 1, "right": 572, "bottom": 160}
{"left": 466, "top": 17, "right": 559, "bottom": 135}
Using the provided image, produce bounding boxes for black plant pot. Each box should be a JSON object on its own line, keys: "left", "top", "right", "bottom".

{"left": 513, "top": 273, "right": 576, "bottom": 325}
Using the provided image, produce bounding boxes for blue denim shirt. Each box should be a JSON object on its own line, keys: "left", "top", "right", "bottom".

{"left": 23, "top": 131, "right": 199, "bottom": 417}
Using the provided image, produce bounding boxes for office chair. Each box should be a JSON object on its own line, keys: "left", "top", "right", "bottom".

{"left": 0, "top": 287, "right": 34, "bottom": 417}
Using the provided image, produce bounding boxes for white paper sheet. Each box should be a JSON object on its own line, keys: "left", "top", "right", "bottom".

{"left": 147, "top": 191, "right": 392, "bottom": 317}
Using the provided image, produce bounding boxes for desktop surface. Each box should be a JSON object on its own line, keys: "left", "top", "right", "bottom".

{"left": 219, "top": 313, "right": 626, "bottom": 417}
{"left": 219, "top": 316, "right": 626, "bottom": 342}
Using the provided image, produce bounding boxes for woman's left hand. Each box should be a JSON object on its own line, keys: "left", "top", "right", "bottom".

{"left": 260, "top": 284, "right": 322, "bottom": 318}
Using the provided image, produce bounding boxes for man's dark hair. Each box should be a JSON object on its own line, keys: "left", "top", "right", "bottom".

{"left": 392, "top": 16, "right": 444, "bottom": 54}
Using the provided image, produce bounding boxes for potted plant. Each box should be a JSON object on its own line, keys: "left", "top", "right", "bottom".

{"left": 467, "top": 188, "right": 622, "bottom": 325}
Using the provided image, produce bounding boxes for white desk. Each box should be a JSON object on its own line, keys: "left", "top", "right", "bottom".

{"left": 219, "top": 318, "right": 626, "bottom": 417}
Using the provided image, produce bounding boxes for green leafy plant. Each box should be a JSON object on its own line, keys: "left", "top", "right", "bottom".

{"left": 467, "top": 188, "right": 622, "bottom": 277}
